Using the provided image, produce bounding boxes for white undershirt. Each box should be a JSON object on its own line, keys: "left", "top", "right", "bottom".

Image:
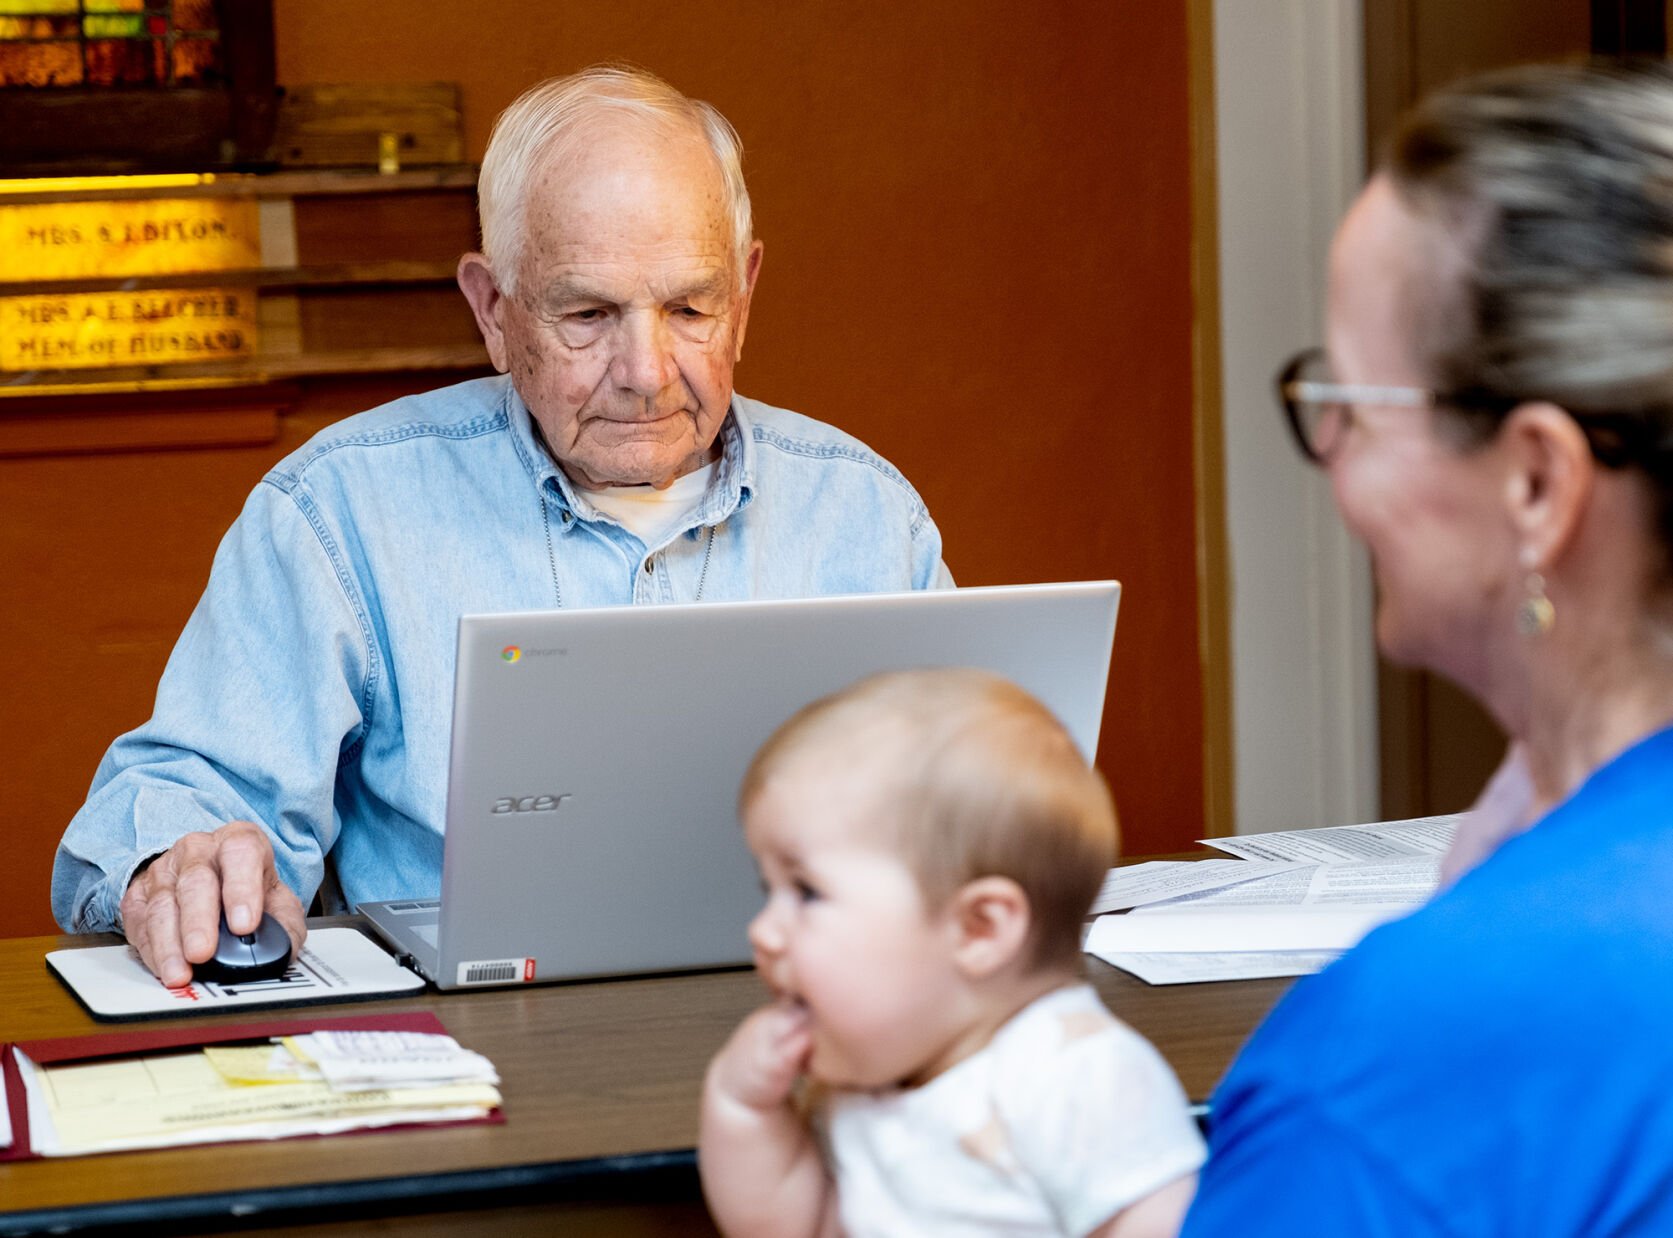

{"left": 573, "top": 462, "right": 714, "bottom": 550}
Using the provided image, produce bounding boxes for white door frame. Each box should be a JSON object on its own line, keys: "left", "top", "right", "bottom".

{"left": 1212, "top": 0, "right": 1380, "bottom": 832}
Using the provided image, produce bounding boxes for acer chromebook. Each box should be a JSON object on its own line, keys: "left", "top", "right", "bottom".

{"left": 360, "top": 581, "right": 1120, "bottom": 990}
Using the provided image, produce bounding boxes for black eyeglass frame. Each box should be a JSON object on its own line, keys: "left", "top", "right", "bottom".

{"left": 1273, "top": 347, "right": 1533, "bottom": 465}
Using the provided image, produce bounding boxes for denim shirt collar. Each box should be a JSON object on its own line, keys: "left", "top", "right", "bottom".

{"left": 501, "top": 379, "right": 757, "bottom": 535}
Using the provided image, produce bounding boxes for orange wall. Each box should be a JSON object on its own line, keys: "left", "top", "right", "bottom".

{"left": 0, "top": 4, "right": 1200, "bottom": 937}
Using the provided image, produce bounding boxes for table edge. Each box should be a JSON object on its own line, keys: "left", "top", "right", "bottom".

{"left": 0, "top": 1146, "right": 702, "bottom": 1235}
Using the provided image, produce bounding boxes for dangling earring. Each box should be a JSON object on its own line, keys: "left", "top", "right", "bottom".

{"left": 1517, "top": 572, "right": 1555, "bottom": 636}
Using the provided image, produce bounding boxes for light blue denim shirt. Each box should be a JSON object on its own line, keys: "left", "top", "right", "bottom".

{"left": 54, "top": 375, "right": 950, "bottom": 931}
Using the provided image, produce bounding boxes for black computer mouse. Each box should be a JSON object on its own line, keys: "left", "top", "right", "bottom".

{"left": 192, "top": 911, "right": 295, "bottom": 984}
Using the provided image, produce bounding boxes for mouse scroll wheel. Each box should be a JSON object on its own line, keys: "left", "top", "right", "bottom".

{"left": 238, "top": 933, "right": 257, "bottom": 945}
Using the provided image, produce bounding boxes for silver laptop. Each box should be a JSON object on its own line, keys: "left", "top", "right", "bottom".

{"left": 361, "top": 581, "right": 1120, "bottom": 989}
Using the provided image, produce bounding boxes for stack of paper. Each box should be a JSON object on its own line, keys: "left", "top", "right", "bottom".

{"left": 15, "top": 1030, "right": 501, "bottom": 1157}
{"left": 1086, "top": 815, "right": 1458, "bottom": 985}
{"left": 286, "top": 1030, "right": 499, "bottom": 1091}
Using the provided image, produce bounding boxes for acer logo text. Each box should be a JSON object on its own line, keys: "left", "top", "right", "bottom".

{"left": 491, "top": 794, "right": 572, "bottom": 814}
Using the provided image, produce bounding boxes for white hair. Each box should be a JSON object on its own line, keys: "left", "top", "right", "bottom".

{"left": 476, "top": 64, "right": 754, "bottom": 296}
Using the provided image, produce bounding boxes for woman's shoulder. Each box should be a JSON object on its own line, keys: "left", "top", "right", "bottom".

{"left": 1232, "top": 807, "right": 1673, "bottom": 1103}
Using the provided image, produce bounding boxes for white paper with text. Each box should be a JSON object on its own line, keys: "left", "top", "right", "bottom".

{"left": 1199, "top": 815, "right": 1460, "bottom": 864}
{"left": 1091, "top": 859, "right": 1307, "bottom": 913}
{"left": 1141, "top": 858, "right": 1441, "bottom": 910}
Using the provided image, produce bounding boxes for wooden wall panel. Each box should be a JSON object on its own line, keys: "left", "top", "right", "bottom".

{"left": 294, "top": 287, "right": 480, "bottom": 352}
{"left": 0, "top": 378, "right": 440, "bottom": 937}
{"left": 291, "top": 191, "right": 479, "bottom": 265}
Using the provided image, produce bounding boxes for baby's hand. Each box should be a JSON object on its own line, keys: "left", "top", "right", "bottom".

{"left": 700, "top": 1000, "right": 831, "bottom": 1236}
{"left": 707, "top": 998, "right": 813, "bottom": 1113}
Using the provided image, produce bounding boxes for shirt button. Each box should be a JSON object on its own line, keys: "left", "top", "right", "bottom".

{"left": 643, "top": 560, "right": 653, "bottom": 574}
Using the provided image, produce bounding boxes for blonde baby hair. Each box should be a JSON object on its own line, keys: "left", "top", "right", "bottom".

{"left": 740, "top": 667, "right": 1117, "bottom": 972}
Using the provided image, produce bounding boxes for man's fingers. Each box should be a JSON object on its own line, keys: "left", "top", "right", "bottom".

{"left": 140, "top": 866, "right": 193, "bottom": 989}
{"left": 121, "top": 822, "right": 298, "bottom": 986}
{"left": 120, "top": 882, "right": 153, "bottom": 964}
{"left": 171, "top": 837, "right": 228, "bottom": 963}
{"left": 216, "top": 822, "right": 277, "bottom": 935}
{"left": 265, "top": 878, "right": 309, "bottom": 956}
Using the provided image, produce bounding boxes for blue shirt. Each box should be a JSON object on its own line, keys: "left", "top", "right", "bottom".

{"left": 1183, "top": 724, "right": 1673, "bottom": 1237}
{"left": 54, "top": 376, "right": 950, "bottom": 931}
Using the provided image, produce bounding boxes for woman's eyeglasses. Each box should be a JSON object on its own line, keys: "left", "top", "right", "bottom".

{"left": 1276, "top": 348, "right": 1442, "bottom": 464}
{"left": 1274, "top": 347, "right": 1516, "bottom": 464}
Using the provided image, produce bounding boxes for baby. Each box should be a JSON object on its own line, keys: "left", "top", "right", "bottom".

{"left": 700, "top": 668, "right": 1204, "bottom": 1237}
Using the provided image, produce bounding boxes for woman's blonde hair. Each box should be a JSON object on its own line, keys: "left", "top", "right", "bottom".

{"left": 740, "top": 668, "right": 1117, "bottom": 972}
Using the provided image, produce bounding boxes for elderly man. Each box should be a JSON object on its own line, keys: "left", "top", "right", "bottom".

{"left": 54, "top": 66, "right": 949, "bottom": 986}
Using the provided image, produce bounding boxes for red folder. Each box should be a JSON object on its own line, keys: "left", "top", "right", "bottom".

{"left": 0, "top": 1010, "right": 504, "bottom": 1162}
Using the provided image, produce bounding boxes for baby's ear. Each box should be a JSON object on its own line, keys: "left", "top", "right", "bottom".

{"left": 949, "top": 876, "right": 1031, "bottom": 979}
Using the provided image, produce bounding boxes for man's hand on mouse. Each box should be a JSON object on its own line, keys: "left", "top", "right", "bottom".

{"left": 120, "top": 820, "right": 308, "bottom": 988}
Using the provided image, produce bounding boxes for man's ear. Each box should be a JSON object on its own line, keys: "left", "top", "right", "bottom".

{"left": 457, "top": 253, "right": 511, "bottom": 373}
{"left": 1499, "top": 401, "right": 1594, "bottom": 572}
{"left": 732, "top": 240, "right": 765, "bottom": 363}
{"left": 948, "top": 876, "right": 1031, "bottom": 980}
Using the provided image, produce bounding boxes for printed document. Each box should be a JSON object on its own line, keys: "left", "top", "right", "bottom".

{"left": 285, "top": 1030, "right": 499, "bottom": 1092}
{"left": 1200, "top": 814, "right": 1460, "bottom": 864}
{"left": 1089, "top": 858, "right": 1438, "bottom": 955}
{"left": 1091, "top": 859, "right": 1306, "bottom": 913}
{"left": 1086, "top": 816, "right": 1455, "bottom": 983}
{"left": 1141, "top": 858, "right": 1440, "bottom": 910}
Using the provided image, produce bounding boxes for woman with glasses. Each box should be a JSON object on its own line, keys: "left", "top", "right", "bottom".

{"left": 1181, "top": 62, "right": 1673, "bottom": 1235}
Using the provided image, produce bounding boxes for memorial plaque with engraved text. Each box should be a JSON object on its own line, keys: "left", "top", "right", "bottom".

{"left": 0, "top": 197, "right": 260, "bottom": 369}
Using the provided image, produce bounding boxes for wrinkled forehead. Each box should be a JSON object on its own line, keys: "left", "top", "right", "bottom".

{"left": 530, "top": 113, "right": 729, "bottom": 226}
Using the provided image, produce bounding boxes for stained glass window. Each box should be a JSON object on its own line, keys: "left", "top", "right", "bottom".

{"left": 0, "top": 0, "right": 222, "bottom": 89}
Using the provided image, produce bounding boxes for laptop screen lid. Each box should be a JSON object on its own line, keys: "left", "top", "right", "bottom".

{"left": 390, "top": 580, "right": 1118, "bottom": 990}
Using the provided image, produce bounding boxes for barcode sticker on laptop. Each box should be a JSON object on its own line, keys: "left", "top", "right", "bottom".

{"left": 456, "top": 957, "right": 536, "bottom": 986}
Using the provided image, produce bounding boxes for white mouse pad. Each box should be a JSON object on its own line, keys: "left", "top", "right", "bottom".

{"left": 47, "top": 928, "right": 425, "bottom": 1021}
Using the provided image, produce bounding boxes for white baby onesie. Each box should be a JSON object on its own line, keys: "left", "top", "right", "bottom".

{"left": 821, "top": 982, "right": 1205, "bottom": 1237}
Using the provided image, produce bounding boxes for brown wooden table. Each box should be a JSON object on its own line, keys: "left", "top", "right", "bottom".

{"left": 0, "top": 921, "right": 1293, "bottom": 1236}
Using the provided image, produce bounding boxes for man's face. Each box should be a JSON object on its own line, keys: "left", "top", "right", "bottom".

{"left": 461, "top": 120, "right": 763, "bottom": 490}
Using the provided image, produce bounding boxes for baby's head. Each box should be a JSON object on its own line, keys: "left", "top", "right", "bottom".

{"left": 739, "top": 668, "right": 1116, "bottom": 1087}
